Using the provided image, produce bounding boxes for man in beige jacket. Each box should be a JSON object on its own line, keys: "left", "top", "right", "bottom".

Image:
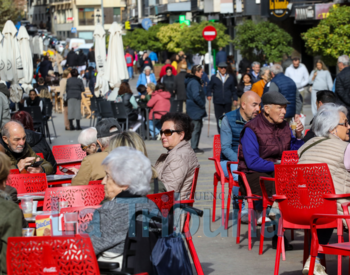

{"left": 71, "top": 118, "right": 122, "bottom": 186}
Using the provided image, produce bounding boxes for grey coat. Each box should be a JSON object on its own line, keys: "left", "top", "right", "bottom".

{"left": 66, "top": 77, "right": 85, "bottom": 100}
{"left": 86, "top": 192, "right": 159, "bottom": 255}
{"left": 0, "top": 82, "right": 10, "bottom": 128}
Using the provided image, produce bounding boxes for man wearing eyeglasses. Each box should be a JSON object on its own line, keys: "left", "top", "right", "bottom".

{"left": 77, "top": 127, "right": 98, "bottom": 156}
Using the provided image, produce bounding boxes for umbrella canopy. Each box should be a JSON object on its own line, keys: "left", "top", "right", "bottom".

{"left": 105, "top": 22, "right": 128, "bottom": 89}
{"left": 33, "top": 35, "right": 43, "bottom": 56}
{"left": 93, "top": 24, "right": 108, "bottom": 97}
{"left": 2, "top": 20, "right": 23, "bottom": 82}
{"left": 0, "top": 32, "right": 6, "bottom": 81}
{"left": 18, "top": 26, "right": 33, "bottom": 85}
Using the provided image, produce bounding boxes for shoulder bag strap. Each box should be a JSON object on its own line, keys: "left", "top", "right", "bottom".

{"left": 154, "top": 177, "right": 159, "bottom": 194}
{"left": 299, "top": 138, "right": 329, "bottom": 158}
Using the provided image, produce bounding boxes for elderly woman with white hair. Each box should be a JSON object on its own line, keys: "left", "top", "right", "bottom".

{"left": 298, "top": 103, "right": 350, "bottom": 274}
{"left": 77, "top": 127, "right": 98, "bottom": 155}
{"left": 86, "top": 147, "right": 158, "bottom": 265}
{"left": 136, "top": 66, "right": 157, "bottom": 88}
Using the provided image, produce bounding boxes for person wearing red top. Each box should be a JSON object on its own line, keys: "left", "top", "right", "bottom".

{"left": 125, "top": 50, "right": 134, "bottom": 79}
{"left": 147, "top": 83, "right": 171, "bottom": 138}
{"left": 159, "top": 59, "right": 177, "bottom": 80}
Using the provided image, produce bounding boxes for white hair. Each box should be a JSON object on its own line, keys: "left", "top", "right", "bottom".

{"left": 252, "top": 61, "right": 260, "bottom": 67}
{"left": 143, "top": 66, "right": 152, "bottom": 73}
{"left": 260, "top": 66, "right": 270, "bottom": 76}
{"left": 312, "top": 103, "right": 348, "bottom": 137}
{"left": 270, "top": 64, "right": 283, "bottom": 75}
{"left": 102, "top": 147, "right": 151, "bottom": 196}
{"left": 77, "top": 127, "right": 97, "bottom": 146}
{"left": 338, "top": 55, "right": 349, "bottom": 66}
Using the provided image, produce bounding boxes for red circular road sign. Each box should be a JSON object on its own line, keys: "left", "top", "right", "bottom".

{"left": 202, "top": 26, "right": 217, "bottom": 41}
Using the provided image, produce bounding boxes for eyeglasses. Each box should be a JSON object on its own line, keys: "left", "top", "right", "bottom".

{"left": 160, "top": 129, "right": 181, "bottom": 137}
{"left": 81, "top": 144, "right": 91, "bottom": 151}
{"left": 338, "top": 121, "right": 349, "bottom": 127}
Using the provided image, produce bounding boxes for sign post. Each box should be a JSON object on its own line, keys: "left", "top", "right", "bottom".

{"left": 202, "top": 25, "right": 217, "bottom": 80}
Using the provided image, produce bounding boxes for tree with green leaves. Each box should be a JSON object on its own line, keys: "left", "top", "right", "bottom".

{"left": 233, "top": 20, "right": 293, "bottom": 63}
{"left": 302, "top": 5, "right": 350, "bottom": 65}
{"left": 157, "top": 23, "right": 184, "bottom": 53}
{"left": 0, "top": 0, "right": 22, "bottom": 30}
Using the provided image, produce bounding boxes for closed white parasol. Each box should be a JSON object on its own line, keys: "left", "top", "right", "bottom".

{"left": 93, "top": 24, "right": 108, "bottom": 97}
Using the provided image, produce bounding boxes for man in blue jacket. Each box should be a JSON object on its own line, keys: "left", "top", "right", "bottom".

{"left": 207, "top": 62, "right": 237, "bottom": 133}
{"left": 216, "top": 47, "right": 227, "bottom": 67}
{"left": 220, "top": 91, "right": 261, "bottom": 213}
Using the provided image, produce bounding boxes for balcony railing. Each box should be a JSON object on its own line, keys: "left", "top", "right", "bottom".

{"left": 79, "top": 19, "right": 94, "bottom": 25}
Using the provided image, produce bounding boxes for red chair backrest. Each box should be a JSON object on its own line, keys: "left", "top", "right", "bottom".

{"left": 9, "top": 169, "right": 19, "bottom": 174}
{"left": 281, "top": 150, "right": 299, "bottom": 165}
{"left": 6, "top": 173, "right": 48, "bottom": 193}
{"left": 305, "top": 129, "right": 310, "bottom": 135}
{"left": 212, "top": 134, "right": 221, "bottom": 160}
{"left": 43, "top": 185, "right": 105, "bottom": 211}
{"left": 60, "top": 205, "right": 101, "bottom": 233}
{"left": 36, "top": 153, "right": 44, "bottom": 159}
{"left": 7, "top": 235, "right": 100, "bottom": 275}
{"left": 89, "top": 180, "right": 102, "bottom": 185}
{"left": 52, "top": 144, "right": 86, "bottom": 163}
{"left": 275, "top": 163, "right": 337, "bottom": 226}
{"left": 147, "top": 191, "right": 174, "bottom": 218}
{"left": 188, "top": 167, "right": 199, "bottom": 201}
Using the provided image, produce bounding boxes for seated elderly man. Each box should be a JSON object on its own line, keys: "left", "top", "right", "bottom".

{"left": 298, "top": 103, "right": 350, "bottom": 275}
{"left": 0, "top": 121, "right": 53, "bottom": 174}
{"left": 86, "top": 147, "right": 158, "bottom": 267}
{"left": 238, "top": 91, "right": 304, "bottom": 248}
{"left": 77, "top": 127, "right": 98, "bottom": 156}
{"left": 71, "top": 118, "right": 121, "bottom": 186}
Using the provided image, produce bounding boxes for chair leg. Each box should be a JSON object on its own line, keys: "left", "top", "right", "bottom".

{"left": 303, "top": 229, "right": 310, "bottom": 266}
{"left": 225, "top": 185, "right": 233, "bottom": 230}
{"left": 50, "top": 118, "right": 57, "bottom": 138}
{"left": 282, "top": 233, "right": 286, "bottom": 261}
{"left": 212, "top": 175, "right": 218, "bottom": 222}
{"left": 236, "top": 192, "right": 242, "bottom": 244}
{"left": 259, "top": 208, "right": 267, "bottom": 255}
{"left": 221, "top": 182, "right": 225, "bottom": 227}
{"left": 274, "top": 235, "right": 283, "bottom": 275}
{"left": 185, "top": 237, "right": 204, "bottom": 275}
{"left": 308, "top": 256, "right": 317, "bottom": 275}
{"left": 291, "top": 229, "right": 294, "bottom": 241}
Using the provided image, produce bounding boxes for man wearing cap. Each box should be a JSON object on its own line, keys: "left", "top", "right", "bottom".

{"left": 71, "top": 118, "right": 122, "bottom": 186}
{"left": 238, "top": 91, "right": 304, "bottom": 232}
{"left": 207, "top": 62, "right": 237, "bottom": 133}
{"left": 285, "top": 55, "right": 310, "bottom": 101}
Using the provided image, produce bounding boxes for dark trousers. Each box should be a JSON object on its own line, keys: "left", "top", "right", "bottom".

{"left": 214, "top": 103, "right": 232, "bottom": 133}
{"left": 191, "top": 119, "right": 203, "bottom": 149}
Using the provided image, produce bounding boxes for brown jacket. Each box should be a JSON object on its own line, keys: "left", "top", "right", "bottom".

{"left": 71, "top": 151, "right": 108, "bottom": 186}
{"left": 155, "top": 140, "right": 199, "bottom": 200}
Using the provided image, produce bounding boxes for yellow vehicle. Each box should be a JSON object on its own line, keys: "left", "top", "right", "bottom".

{"left": 270, "top": 0, "right": 289, "bottom": 11}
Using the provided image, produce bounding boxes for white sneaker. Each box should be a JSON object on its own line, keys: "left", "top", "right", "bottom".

{"left": 302, "top": 256, "right": 328, "bottom": 275}
{"left": 240, "top": 213, "right": 249, "bottom": 224}
{"left": 257, "top": 211, "right": 271, "bottom": 225}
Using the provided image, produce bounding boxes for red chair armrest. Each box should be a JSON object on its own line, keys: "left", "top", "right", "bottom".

{"left": 208, "top": 157, "right": 226, "bottom": 182}
{"left": 323, "top": 193, "right": 350, "bottom": 200}
{"left": 226, "top": 161, "right": 239, "bottom": 165}
{"left": 259, "top": 177, "right": 276, "bottom": 206}
{"left": 208, "top": 157, "right": 216, "bottom": 161}
{"left": 341, "top": 202, "right": 350, "bottom": 215}
{"left": 175, "top": 199, "right": 195, "bottom": 205}
{"left": 272, "top": 194, "right": 287, "bottom": 202}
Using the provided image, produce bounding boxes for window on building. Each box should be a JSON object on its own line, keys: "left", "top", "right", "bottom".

{"left": 104, "top": 7, "right": 121, "bottom": 24}
{"left": 78, "top": 8, "right": 94, "bottom": 26}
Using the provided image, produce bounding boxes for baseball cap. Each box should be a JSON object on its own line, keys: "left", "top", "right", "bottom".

{"left": 96, "top": 118, "right": 122, "bottom": 139}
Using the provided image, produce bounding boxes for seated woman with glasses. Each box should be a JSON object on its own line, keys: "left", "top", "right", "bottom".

{"left": 298, "top": 103, "right": 350, "bottom": 274}
{"left": 155, "top": 112, "right": 199, "bottom": 201}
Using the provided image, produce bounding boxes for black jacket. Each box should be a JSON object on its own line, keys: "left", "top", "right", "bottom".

{"left": 77, "top": 52, "right": 87, "bottom": 66}
{"left": 303, "top": 119, "right": 316, "bottom": 143}
{"left": 39, "top": 60, "right": 53, "bottom": 79}
{"left": 66, "top": 51, "right": 78, "bottom": 67}
{"left": 207, "top": 73, "right": 237, "bottom": 104}
{"left": 162, "top": 75, "right": 175, "bottom": 96}
{"left": 25, "top": 129, "right": 57, "bottom": 173}
{"left": 249, "top": 72, "right": 260, "bottom": 84}
{"left": 88, "top": 51, "right": 95, "bottom": 62}
{"left": 174, "top": 70, "right": 187, "bottom": 101}
{"left": 239, "top": 58, "right": 251, "bottom": 74}
{"left": 66, "top": 77, "right": 85, "bottom": 100}
{"left": 140, "top": 57, "right": 153, "bottom": 71}
{"left": 335, "top": 66, "right": 350, "bottom": 112}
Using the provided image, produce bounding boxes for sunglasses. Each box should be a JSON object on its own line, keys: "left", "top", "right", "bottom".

{"left": 81, "top": 144, "right": 92, "bottom": 151}
{"left": 338, "top": 120, "right": 349, "bottom": 127}
{"left": 160, "top": 129, "right": 181, "bottom": 137}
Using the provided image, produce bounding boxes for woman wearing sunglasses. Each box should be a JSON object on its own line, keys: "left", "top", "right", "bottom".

{"left": 155, "top": 112, "right": 199, "bottom": 202}
{"left": 298, "top": 103, "right": 350, "bottom": 274}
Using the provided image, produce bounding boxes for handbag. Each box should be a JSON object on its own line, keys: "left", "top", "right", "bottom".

{"left": 151, "top": 233, "right": 193, "bottom": 275}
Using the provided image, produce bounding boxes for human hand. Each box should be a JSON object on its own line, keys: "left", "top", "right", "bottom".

{"left": 27, "top": 166, "right": 43, "bottom": 174}
{"left": 67, "top": 167, "right": 79, "bottom": 175}
{"left": 140, "top": 95, "right": 145, "bottom": 99}
{"left": 295, "top": 117, "right": 304, "bottom": 139}
{"left": 207, "top": 96, "right": 212, "bottom": 101}
{"left": 233, "top": 100, "right": 238, "bottom": 106}
{"left": 17, "top": 157, "right": 36, "bottom": 172}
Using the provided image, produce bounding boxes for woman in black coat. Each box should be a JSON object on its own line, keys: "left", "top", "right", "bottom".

{"left": 66, "top": 69, "right": 85, "bottom": 130}
{"left": 24, "top": 89, "right": 43, "bottom": 111}
{"left": 77, "top": 49, "right": 87, "bottom": 74}
{"left": 39, "top": 56, "right": 53, "bottom": 80}
{"left": 173, "top": 62, "right": 188, "bottom": 113}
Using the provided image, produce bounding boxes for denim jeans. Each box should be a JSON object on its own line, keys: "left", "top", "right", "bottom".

{"left": 220, "top": 161, "right": 245, "bottom": 210}
{"left": 127, "top": 66, "right": 133, "bottom": 79}
{"left": 191, "top": 119, "right": 203, "bottom": 149}
{"left": 148, "top": 119, "right": 161, "bottom": 138}
{"left": 88, "top": 61, "right": 96, "bottom": 69}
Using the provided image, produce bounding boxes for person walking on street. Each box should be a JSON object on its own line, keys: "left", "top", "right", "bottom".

{"left": 0, "top": 80, "right": 10, "bottom": 128}
{"left": 174, "top": 62, "right": 188, "bottom": 112}
{"left": 66, "top": 48, "right": 78, "bottom": 68}
{"left": 335, "top": 55, "right": 350, "bottom": 119}
{"left": 62, "top": 44, "right": 70, "bottom": 59}
{"left": 136, "top": 66, "right": 157, "bottom": 88}
{"left": 216, "top": 47, "right": 227, "bottom": 67}
{"left": 159, "top": 59, "right": 177, "bottom": 79}
{"left": 185, "top": 65, "right": 207, "bottom": 154}
{"left": 285, "top": 55, "right": 310, "bottom": 102}
{"left": 125, "top": 50, "right": 134, "bottom": 79}
{"left": 251, "top": 67, "right": 270, "bottom": 98}
{"left": 139, "top": 52, "right": 153, "bottom": 72}
{"left": 207, "top": 62, "right": 237, "bottom": 133}
{"left": 87, "top": 47, "right": 96, "bottom": 69}
{"left": 59, "top": 70, "right": 71, "bottom": 130}
{"left": 250, "top": 61, "right": 261, "bottom": 84}
{"left": 237, "top": 73, "right": 252, "bottom": 98}
{"left": 39, "top": 56, "right": 53, "bottom": 80}
{"left": 77, "top": 49, "right": 87, "bottom": 74}
{"left": 309, "top": 59, "right": 333, "bottom": 116}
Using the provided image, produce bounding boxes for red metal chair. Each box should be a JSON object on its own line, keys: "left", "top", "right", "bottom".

{"left": 208, "top": 134, "right": 240, "bottom": 225}
{"left": 52, "top": 144, "right": 86, "bottom": 164}
{"left": 60, "top": 205, "right": 101, "bottom": 233}
{"left": 260, "top": 163, "right": 349, "bottom": 275}
{"left": 280, "top": 150, "right": 299, "bottom": 165}
{"left": 89, "top": 180, "right": 102, "bottom": 185}
{"left": 305, "top": 129, "right": 310, "bottom": 135}
{"left": 9, "top": 169, "right": 19, "bottom": 174}
{"left": 6, "top": 173, "right": 48, "bottom": 193}
{"left": 43, "top": 185, "right": 105, "bottom": 211}
{"left": 7, "top": 235, "right": 100, "bottom": 275}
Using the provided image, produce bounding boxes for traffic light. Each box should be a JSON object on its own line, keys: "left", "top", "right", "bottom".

{"left": 125, "top": 21, "right": 131, "bottom": 30}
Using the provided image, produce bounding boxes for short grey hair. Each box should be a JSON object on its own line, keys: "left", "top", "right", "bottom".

{"left": 143, "top": 66, "right": 152, "bottom": 73}
{"left": 270, "top": 64, "right": 283, "bottom": 75}
{"left": 102, "top": 147, "right": 151, "bottom": 195}
{"left": 260, "top": 66, "right": 270, "bottom": 76}
{"left": 98, "top": 127, "right": 119, "bottom": 148}
{"left": 147, "top": 82, "right": 156, "bottom": 91}
{"left": 77, "top": 127, "right": 97, "bottom": 146}
{"left": 252, "top": 61, "right": 260, "bottom": 67}
{"left": 338, "top": 55, "right": 349, "bottom": 66}
{"left": 312, "top": 103, "right": 348, "bottom": 137}
{"left": 1, "top": 121, "right": 24, "bottom": 138}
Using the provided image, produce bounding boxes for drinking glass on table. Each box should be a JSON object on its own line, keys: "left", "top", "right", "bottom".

{"left": 64, "top": 212, "right": 78, "bottom": 235}
{"left": 22, "top": 228, "right": 35, "bottom": 237}
{"left": 21, "top": 197, "right": 33, "bottom": 218}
